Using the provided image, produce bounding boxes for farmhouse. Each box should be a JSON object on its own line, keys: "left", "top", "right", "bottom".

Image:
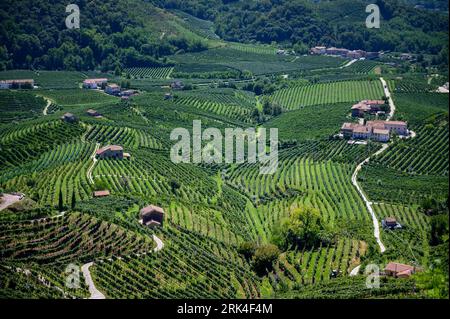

{"left": 139, "top": 205, "right": 164, "bottom": 227}
{"left": 61, "top": 112, "right": 77, "bottom": 123}
{"left": 341, "top": 123, "right": 385, "bottom": 142}
{"left": 325, "top": 47, "right": 349, "bottom": 57}
{"left": 351, "top": 100, "right": 386, "bottom": 117}
{"left": 93, "top": 190, "right": 110, "bottom": 198}
{"left": 164, "top": 92, "right": 173, "bottom": 100}
{"left": 105, "top": 84, "right": 121, "bottom": 95}
{"left": 86, "top": 109, "right": 101, "bottom": 117}
{"left": 0, "top": 79, "right": 34, "bottom": 89}
{"left": 96, "top": 145, "right": 124, "bottom": 159}
{"left": 382, "top": 217, "right": 402, "bottom": 230}
{"left": 367, "top": 120, "right": 408, "bottom": 136}
{"left": 372, "top": 128, "right": 390, "bottom": 142}
{"left": 310, "top": 46, "right": 380, "bottom": 60}
{"left": 83, "top": 78, "right": 108, "bottom": 89}
{"left": 310, "top": 46, "right": 326, "bottom": 55}
{"left": 121, "top": 89, "right": 138, "bottom": 97}
{"left": 384, "top": 262, "right": 418, "bottom": 278}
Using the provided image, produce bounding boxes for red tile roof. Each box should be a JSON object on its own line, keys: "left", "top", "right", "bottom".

{"left": 373, "top": 128, "right": 389, "bottom": 135}
{"left": 96, "top": 145, "right": 123, "bottom": 155}
{"left": 83, "top": 78, "right": 108, "bottom": 84}
{"left": 385, "top": 262, "right": 415, "bottom": 274}
{"left": 140, "top": 205, "right": 165, "bottom": 216}
{"left": 93, "top": 190, "right": 110, "bottom": 197}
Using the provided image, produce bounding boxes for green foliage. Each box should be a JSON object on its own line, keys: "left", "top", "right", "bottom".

{"left": 238, "top": 241, "right": 257, "bottom": 260}
{"left": 272, "top": 205, "right": 329, "bottom": 250}
{"left": 415, "top": 267, "right": 449, "bottom": 298}
{"left": 252, "top": 244, "right": 280, "bottom": 275}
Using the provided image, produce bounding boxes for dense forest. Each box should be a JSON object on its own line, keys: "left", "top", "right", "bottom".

{"left": 0, "top": 0, "right": 208, "bottom": 71}
{"left": 161, "top": 0, "right": 448, "bottom": 53}
{"left": 0, "top": 0, "right": 448, "bottom": 71}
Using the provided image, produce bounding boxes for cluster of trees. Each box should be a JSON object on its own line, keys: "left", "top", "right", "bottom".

{"left": 0, "top": 0, "right": 207, "bottom": 71}
{"left": 272, "top": 205, "right": 332, "bottom": 250}
{"left": 238, "top": 205, "right": 332, "bottom": 276}
{"left": 238, "top": 242, "right": 280, "bottom": 276}
{"left": 243, "top": 80, "right": 281, "bottom": 95}
{"left": 251, "top": 99, "right": 282, "bottom": 123}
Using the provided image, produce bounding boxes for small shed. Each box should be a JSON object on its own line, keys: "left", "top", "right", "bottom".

{"left": 139, "top": 205, "right": 165, "bottom": 227}
{"left": 61, "top": 112, "right": 77, "bottom": 123}
{"left": 93, "top": 190, "right": 110, "bottom": 198}
{"left": 382, "top": 217, "right": 402, "bottom": 230}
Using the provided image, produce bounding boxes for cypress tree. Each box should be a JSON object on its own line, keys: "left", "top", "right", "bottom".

{"left": 58, "top": 189, "right": 64, "bottom": 212}
{"left": 71, "top": 190, "right": 76, "bottom": 210}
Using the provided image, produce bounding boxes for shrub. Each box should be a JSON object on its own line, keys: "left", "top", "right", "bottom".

{"left": 252, "top": 244, "right": 280, "bottom": 275}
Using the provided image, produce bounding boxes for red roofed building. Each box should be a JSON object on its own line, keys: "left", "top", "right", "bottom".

{"left": 384, "top": 262, "right": 418, "bottom": 278}
{"left": 105, "top": 83, "right": 121, "bottom": 95}
{"left": 367, "top": 120, "right": 408, "bottom": 136}
{"left": 93, "top": 190, "right": 110, "bottom": 197}
{"left": 139, "top": 205, "right": 165, "bottom": 227}
{"left": 351, "top": 100, "right": 386, "bottom": 117}
{"left": 96, "top": 145, "right": 124, "bottom": 159}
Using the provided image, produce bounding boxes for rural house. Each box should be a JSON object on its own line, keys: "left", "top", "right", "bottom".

{"left": 83, "top": 78, "right": 108, "bottom": 89}
{"left": 139, "top": 205, "right": 165, "bottom": 227}
{"left": 367, "top": 120, "right": 408, "bottom": 136}
{"left": 310, "top": 46, "right": 326, "bottom": 55}
{"left": 351, "top": 100, "right": 386, "bottom": 117}
{"left": 0, "top": 79, "right": 34, "bottom": 89}
{"left": 86, "top": 109, "right": 101, "bottom": 117}
{"left": 121, "top": 89, "right": 138, "bottom": 97}
{"left": 384, "top": 262, "right": 418, "bottom": 278}
{"left": 61, "top": 112, "right": 77, "bottom": 123}
{"left": 382, "top": 217, "right": 402, "bottom": 230}
{"left": 96, "top": 145, "right": 124, "bottom": 159}
{"left": 93, "top": 190, "right": 110, "bottom": 198}
{"left": 105, "top": 83, "right": 121, "bottom": 95}
{"left": 341, "top": 120, "right": 407, "bottom": 142}
{"left": 325, "top": 47, "right": 349, "bottom": 57}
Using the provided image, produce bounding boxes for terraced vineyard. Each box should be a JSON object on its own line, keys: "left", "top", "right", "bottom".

{"left": 373, "top": 203, "right": 430, "bottom": 264}
{"left": 124, "top": 67, "right": 174, "bottom": 79}
{"left": 227, "top": 42, "right": 277, "bottom": 55}
{"left": 345, "top": 60, "right": 380, "bottom": 73}
{"left": 271, "top": 80, "right": 384, "bottom": 110}
{"left": 0, "top": 91, "right": 46, "bottom": 123}
{"left": 375, "top": 122, "right": 449, "bottom": 176}
{"left": 273, "top": 238, "right": 367, "bottom": 287}
{"left": 0, "top": 36, "right": 448, "bottom": 300}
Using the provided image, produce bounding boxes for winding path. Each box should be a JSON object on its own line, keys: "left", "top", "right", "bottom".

{"left": 81, "top": 234, "right": 164, "bottom": 299}
{"left": 350, "top": 77, "right": 396, "bottom": 254}
{"left": 87, "top": 143, "right": 100, "bottom": 184}
{"left": 39, "top": 96, "right": 53, "bottom": 116}
{"left": 340, "top": 58, "right": 358, "bottom": 69}
{"left": 81, "top": 262, "right": 105, "bottom": 299}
